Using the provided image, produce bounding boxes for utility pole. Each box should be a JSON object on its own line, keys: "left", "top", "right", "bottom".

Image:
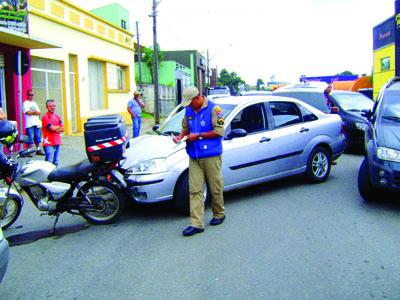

{"left": 135, "top": 21, "right": 143, "bottom": 91}
{"left": 152, "top": 0, "right": 160, "bottom": 124}
{"left": 206, "top": 49, "right": 210, "bottom": 86}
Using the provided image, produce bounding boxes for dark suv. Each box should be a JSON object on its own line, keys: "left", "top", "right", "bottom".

{"left": 358, "top": 77, "right": 400, "bottom": 201}
{"left": 274, "top": 82, "right": 373, "bottom": 152}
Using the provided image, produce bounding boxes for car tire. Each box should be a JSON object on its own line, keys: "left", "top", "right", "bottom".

{"left": 173, "top": 171, "right": 209, "bottom": 215}
{"left": 358, "top": 158, "right": 378, "bottom": 202}
{"left": 306, "top": 146, "right": 331, "bottom": 183}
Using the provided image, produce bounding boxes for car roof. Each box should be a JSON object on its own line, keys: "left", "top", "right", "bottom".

{"left": 214, "top": 95, "right": 317, "bottom": 107}
{"left": 274, "top": 81, "right": 328, "bottom": 93}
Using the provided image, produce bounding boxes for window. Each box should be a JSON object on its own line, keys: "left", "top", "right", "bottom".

{"left": 298, "top": 105, "right": 318, "bottom": 122}
{"left": 381, "top": 57, "right": 390, "bottom": 71}
{"left": 88, "top": 60, "right": 105, "bottom": 110}
{"left": 270, "top": 102, "right": 302, "bottom": 128}
{"left": 107, "top": 62, "right": 128, "bottom": 91}
{"left": 230, "top": 103, "right": 267, "bottom": 134}
{"left": 121, "top": 19, "right": 127, "bottom": 30}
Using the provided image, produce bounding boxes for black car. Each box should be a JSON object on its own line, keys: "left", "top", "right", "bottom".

{"left": 329, "top": 91, "right": 374, "bottom": 151}
{"left": 274, "top": 83, "right": 374, "bottom": 152}
{"left": 358, "top": 77, "right": 400, "bottom": 202}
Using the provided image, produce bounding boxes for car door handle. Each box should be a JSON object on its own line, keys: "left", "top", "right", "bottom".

{"left": 300, "top": 127, "right": 309, "bottom": 133}
{"left": 260, "top": 137, "right": 271, "bottom": 143}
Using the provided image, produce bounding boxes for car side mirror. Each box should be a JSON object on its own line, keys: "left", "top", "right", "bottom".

{"left": 226, "top": 128, "right": 247, "bottom": 140}
{"left": 330, "top": 106, "right": 340, "bottom": 114}
{"left": 361, "top": 110, "right": 373, "bottom": 121}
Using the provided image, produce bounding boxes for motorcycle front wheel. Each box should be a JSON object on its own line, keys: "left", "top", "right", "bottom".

{"left": 79, "top": 181, "right": 126, "bottom": 225}
{"left": 1, "top": 196, "right": 22, "bottom": 230}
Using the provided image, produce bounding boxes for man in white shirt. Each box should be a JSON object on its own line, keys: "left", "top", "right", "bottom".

{"left": 23, "top": 90, "right": 44, "bottom": 155}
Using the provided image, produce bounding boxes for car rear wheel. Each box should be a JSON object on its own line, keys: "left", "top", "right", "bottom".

{"left": 173, "top": 171, "right": 209, "bottom": 215}
{"left": 306, "top": 146, "right": 331, "bottom": 183}
{"left": 358, "top": 158, "right": 378, "bottom": 202}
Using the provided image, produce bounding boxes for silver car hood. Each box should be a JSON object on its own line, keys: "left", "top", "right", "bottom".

{"left": 122, "top": 134, "right": 185, "bottom": 167}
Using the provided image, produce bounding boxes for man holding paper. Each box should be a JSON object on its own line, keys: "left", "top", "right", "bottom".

{"left": 172, "top": 87, "right": 226, "bottom": 237}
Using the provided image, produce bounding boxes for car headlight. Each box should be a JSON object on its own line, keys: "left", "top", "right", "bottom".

{"left": 126, "top": 158, "right": 167, "bottom": 175}
{"left": 377, "top": 147, "right": 400, "bottom": 163}
{"left": 0, "top": 228, "right": 4, "bottom": 242}
{"left": 355, "top": 122, "right": 368, "bottom": 131}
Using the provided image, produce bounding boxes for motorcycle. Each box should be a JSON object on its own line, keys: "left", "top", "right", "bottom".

{"left": 0, "top": 136, "right": 126, "bottom": 231}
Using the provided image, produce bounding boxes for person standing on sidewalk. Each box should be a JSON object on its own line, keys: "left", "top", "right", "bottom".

{"left": 23, "top": 90, "right": 44, "bottom": 155}
{"left": 172, "top": 87, "right": 226, "bottom": 237}
{"left": 42, "top": 99, "right": 64, "bottom": 166}
{"left": 127, "top": 91, "right": 145, "bottom": 138}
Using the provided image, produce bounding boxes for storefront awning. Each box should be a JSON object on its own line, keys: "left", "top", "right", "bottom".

{"left": 0, "top": 27, "right": 61, "bottom": 49}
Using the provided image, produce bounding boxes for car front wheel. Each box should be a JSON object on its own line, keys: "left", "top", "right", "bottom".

{"left": 173, "top": 171, "right": 209, "bottom": 215}
{"left": 306, "top": 146, "right": 331, "bottom": 183}
{"left": 358, "top": 158, "right": 378, "bottom": 202}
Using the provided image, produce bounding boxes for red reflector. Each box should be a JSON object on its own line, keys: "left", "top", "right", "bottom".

{"left": 91, "top": 156, "right": 101, "bottom": 162}
{"left": 5, "top": 176, "right": 12, "bottom": 185}
{"left": 106, "top": 174, "right": 111, "bottom": 181}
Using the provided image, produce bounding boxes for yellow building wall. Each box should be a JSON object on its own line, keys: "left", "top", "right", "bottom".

{"left": 28, "top": 0, "right": 136, "bottom": 135}
{"left": 373, "top": 44, "right": 395, "bottom": 100}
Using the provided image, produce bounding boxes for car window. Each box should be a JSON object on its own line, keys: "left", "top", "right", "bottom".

{"left": 274, "top": 91, "right": 330, "bottom": 113}
{"left": 229, "top": 103, "right": 267, "bottom": 134}
{"left": 381, "top": 91, "right": 400, "bottom": 123}
{"left": 330, "top": 93, "right": 374, "bottom": 112}
{"left": 159, "top": 103, "right": 235, "bottom": 135}
{"left": 270, "top": 101, "right": 303, "bottom": 128}
{"left": 298, "top": 105, "right": 318, "bottom": 122}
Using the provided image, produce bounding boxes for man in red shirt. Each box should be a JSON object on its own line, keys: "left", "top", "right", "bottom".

{"left": 42, "top": 100, "right": 64, "bottom": 166}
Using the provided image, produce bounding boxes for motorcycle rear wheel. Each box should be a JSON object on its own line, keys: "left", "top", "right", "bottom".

{"left": 1, "top": 196, "right": 22, "bottom": 230}
{"left": 79, "top": 181, "right": 126, "bottom": 225}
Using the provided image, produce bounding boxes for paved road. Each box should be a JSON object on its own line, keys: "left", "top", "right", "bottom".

{"left": 2, "top": 150, "right": 400, "bottom": 299}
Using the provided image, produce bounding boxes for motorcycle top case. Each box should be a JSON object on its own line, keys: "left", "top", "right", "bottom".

{"left": 84, "top": 114, "right": 129, "bottom": 163}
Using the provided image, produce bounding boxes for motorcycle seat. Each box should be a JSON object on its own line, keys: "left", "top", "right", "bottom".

{"left": 48, "top": 159, "right": 97, "bottom": 183}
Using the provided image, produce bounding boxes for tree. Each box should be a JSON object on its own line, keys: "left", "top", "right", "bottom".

{"left": 337, "top": 71, "right": 354, "bottom": 76}
{"left": 142, "top": 46, "right": 163, "bottom": 82}
{"left": 217, "top": 68, "right": 246, "bottom": 95}
{"left": 256, "top": 79, "right": 265, "bottom": 91}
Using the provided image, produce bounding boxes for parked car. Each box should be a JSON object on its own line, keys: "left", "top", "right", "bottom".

{"left": 274, "top": 82, "right": 373, "bottom": 151}
{"left": 358, "top": 77, "right": 400, "bottom": 202}
{"left": 0, "top": 227, "right": 9, "bottom": 283}
{"left": 121, "top": 95, "right": 346, "bottom": 214}
{"left": 329, "top": 90, "right": 374, "bottom": 151}
{"left": 239, "top": 91, "right": 272, "bottom": 96}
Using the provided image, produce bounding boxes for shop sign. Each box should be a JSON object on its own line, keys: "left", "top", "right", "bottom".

{"left": 0, "top": 0, "right": 28, "bottom": 34}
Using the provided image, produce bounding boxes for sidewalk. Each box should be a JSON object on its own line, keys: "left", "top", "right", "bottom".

{"left": 60, "top": 117, "right": 159, "bottom": 167}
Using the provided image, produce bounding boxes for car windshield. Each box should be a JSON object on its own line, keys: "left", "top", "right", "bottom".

{"left": 157, "top": 103, "right": 236, "bottom": 135}
{"left": 381, "top": 91, "right": 400, "bottom": 123}
{"left": 331, "top": 93, "right": 374, "bottom": 112}
{"left": 273, "top": 91, "right": 330, "bottom": 113}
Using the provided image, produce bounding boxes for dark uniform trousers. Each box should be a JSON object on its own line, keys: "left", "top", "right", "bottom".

{"left": 189, "top": 155, "right": 224, "bottom": 228}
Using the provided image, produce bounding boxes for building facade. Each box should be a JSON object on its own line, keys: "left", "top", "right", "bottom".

{"left": 373, "top": 16, "right": 395, "bottom": 100}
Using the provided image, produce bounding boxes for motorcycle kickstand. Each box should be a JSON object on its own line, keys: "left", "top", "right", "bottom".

{"left": 50, "top": 214, "right": 60, "bottom": 234}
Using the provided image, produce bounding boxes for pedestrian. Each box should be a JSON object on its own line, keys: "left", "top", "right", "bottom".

{"left": 172, "top": 86, "right": 226, "bottom": 237}
{"left": 41, "top": 99, "right": 64, "bottom": 166}
{"left": 324, "top": 83, "right": 334, "bottom": 110}
{"left": 23, "top": 90, "right": 44, "bottom": 155}
{"left": 127, "top": 91, "right": 145, "bottom": 138}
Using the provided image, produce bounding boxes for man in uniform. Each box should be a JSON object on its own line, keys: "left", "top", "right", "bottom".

{"left": 172, "top": 87, "right": 225, "bottom": 237}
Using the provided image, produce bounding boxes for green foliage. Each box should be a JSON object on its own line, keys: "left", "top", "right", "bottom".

{"left": 142, "top": 46, "right": 164, "bottom": 82}
{"left": 256, "top": 79, "right": 264, "bottom": 91}
{"left": 337, "top": 71, "right": 354, "bottom": 76}
{"left": 217, "top": 68, "right": 246, "bottom": 95}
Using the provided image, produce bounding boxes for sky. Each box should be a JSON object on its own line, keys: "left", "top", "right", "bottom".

{"left": 70, "top": 0, "right": 394, "bottom": 85}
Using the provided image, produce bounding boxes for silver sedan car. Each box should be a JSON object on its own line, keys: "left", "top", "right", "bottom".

{"left": 121, "top": 96, "right": 345, "bottom": 213}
